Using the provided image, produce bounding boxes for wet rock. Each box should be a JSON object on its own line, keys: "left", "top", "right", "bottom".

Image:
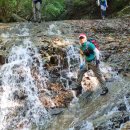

{"left": 48, "top": 108, "right": 64, "bottom": 115}
{"left": 0, "top": 79, "right": 2, "bottom": 86}
{"left": 13, "top": 89, "right": 27, "bottom": 100}
{"left": 123, "top": 115, "right": 129, "bottom": 123}
{"left": 94, "top": 126, "right": 108, "bottom": 130}
{"left": 39, "top": 95, "right": 55, "bottom": 108}
{"left": 0, "top": 19, "right": 130, "bottom": 129}
{"left": 53, "top": 91, "right": 73, "bottom": 107}
{"left": 121, "top": 121, "right": 130, "bottom": 130}
{"left": 110, "top": 112, "right": 129, "bottom": 129}
{"left": 126, "top": 92, "right": 130, "bottom": 98}
{"left": 62, "top": 57, "right": 69, "bottom": 69}
{"left": 48, "top": 83, "right": 65, "bottom": 93}
{"left": 68, "top": 81, "right": 79, "bottom": 89}
{"left": 123, "top": 72, "right": 130, "bottom": 78}
{"left": 0, "top": 55, "right": 5, "bottom": 65}
{"left": 0, "top": 46, "right": 6, "bottom": 50}
{"left": 74, "top": 126, "right": 81, "bottom": 130}
{"left": 118, "top": 103, "right": 127, "bottom": 111}
{"left": 82, "top": 71, "right": 99, "bottom": 91}
{"left": 39, "top": 83, "right": 73, "bottom": 108}
{"left": 50, "top": 56, "right": 59, "bottom": 65}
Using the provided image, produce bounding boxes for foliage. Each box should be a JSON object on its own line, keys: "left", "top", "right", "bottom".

{"left": 45, "top": 0, "right": 65, "bottom": 20}
{"left": 0, "top": 0, "right": 65, "bottom": 22}
{"left": 0, "top": 0, "right": 32, "bottom": 22}
{"left": 0, "top": 0, "right": 129, "bottom": 22}
{"left": 109, "top": 0, "right": 130, "bottom": 15}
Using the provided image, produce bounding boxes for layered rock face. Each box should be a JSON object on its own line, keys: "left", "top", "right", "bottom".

{"left": 0, "top": 18, "right": 130, "bottom": 130}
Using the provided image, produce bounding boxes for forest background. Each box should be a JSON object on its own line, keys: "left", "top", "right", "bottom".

{"left": 0, "top": 0, "right": 130, "bottom": 22}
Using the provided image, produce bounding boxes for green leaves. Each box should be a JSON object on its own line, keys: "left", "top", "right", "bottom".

{"left": 0, "top": 0, "right": 65, "bottom": 21}
{"left": 45, "top": 0, "right": 65, "bottom": 19}
{"left": 0, "top": 0, "right": 130, "bottom": 22}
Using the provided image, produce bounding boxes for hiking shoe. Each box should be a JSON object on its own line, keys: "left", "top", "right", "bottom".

{"left": 100, "top": 88, "right": 108, "bottom": 96}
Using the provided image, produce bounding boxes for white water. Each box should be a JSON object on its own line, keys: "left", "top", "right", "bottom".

{"left": 65, "top": 45, "right": 80, "bottom": 86}
{"left": 124, "top": 96, "right": 130, "bottom": 112}
{"left": 1, "top": 23, "right": 129, "bottom": 130}
{"left": 0, "top": 37, "right": 50, "bottom": 129}
{"left": 69, "top": 121, "right": 94, "bottom": 130}
{"left": 48, "top": 23, "right": 61, "bottom": 35}
{"left": 66, "top": 45, "right": 80, "bottom": 72}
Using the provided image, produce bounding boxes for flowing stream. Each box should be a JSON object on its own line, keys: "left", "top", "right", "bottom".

{"left": 0, "top": 38, "right": 51, "bottom": 130}
{"left": 0, "top": 22, "right": 130, "bottom": 130}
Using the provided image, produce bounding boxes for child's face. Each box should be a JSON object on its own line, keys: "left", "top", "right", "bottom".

{"left": 79, "top": 37, "right": 87, "bottom": 44}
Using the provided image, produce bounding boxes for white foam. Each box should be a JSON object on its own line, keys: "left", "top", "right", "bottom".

{"left": 0, "top": 38, "right": 50, "bottom": 130}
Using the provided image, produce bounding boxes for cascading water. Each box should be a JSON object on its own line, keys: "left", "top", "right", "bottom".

{"left": 48, "top": 23, "right": 61, "bottom": 35}
{"left": 0, "top": 38, "right": 50, "bottom": 130}
{"left": 64, "top": 45, "right": 80, "bottom": 83}
{"left": 66, "top": 45, "right": 80, "bottom": 72}
{"left": 1, "top": 22, "right": 130, "bottom": 130}
{"left": 68, "top": 121, "right": 94, "bottom": 130}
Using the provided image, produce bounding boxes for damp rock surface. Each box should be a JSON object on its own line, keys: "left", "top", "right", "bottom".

{"left": 0, "top": 18, "right": 130, "bottom": 130}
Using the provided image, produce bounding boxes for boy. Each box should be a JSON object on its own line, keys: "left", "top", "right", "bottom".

{"left": 77, "top": 33, "right": 108, "bottom": 96}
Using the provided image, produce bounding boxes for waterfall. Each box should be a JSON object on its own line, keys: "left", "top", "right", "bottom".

{"left": 66, "top": 45, "right": 80, "bottom": 72}
{"left": 1, "top": 21, "right": 129, "bottom": 130}
{"left": 0, "top": 38, "right": 50, "bottom": 130}
{"left": 69, "top": 121, "right": 94, "bottom": 130}
{"left": 58, "top": 44, "right": 80, "bottom": 89}
{"left": 48, "top": 23, "right": 61, "bottom": 35}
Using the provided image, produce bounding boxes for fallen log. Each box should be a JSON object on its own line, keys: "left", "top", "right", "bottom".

{"left": 11, "top": 13, "right": 27, "bottom": 22}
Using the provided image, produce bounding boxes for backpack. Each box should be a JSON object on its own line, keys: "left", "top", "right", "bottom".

{"left": 88, "top": 38, "right": 99, "bottom": 50}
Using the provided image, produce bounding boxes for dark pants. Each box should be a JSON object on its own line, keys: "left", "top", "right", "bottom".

{"left": 77, "top": 60, "right": 106, "bottom": 91}
{"left": 101, "top": 10, "right": 106, "bottom": 18}
{"left": 100, "top": 4, "right": 106, "bottom": 18}
{"left": 32, "top": 1, "right": 42, "bottom": 22}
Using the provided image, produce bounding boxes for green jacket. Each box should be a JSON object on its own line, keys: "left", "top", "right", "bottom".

{"left": 80, "top": 41, "right": 96, "bottom": 62}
